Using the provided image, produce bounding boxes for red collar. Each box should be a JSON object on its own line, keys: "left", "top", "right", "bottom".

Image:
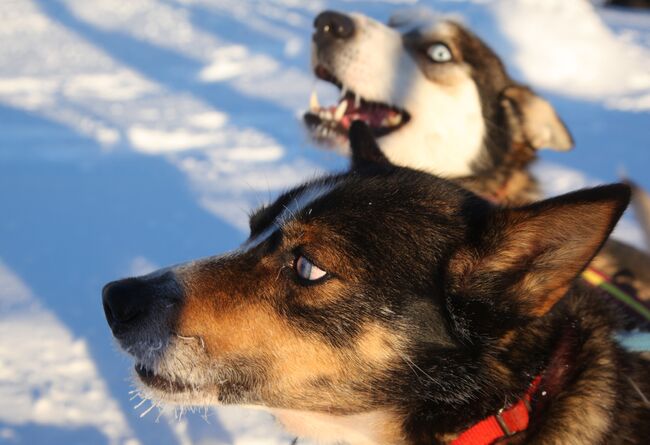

{"left": 450, "top": 321, "right": 579, "bottom": 445}
{"left": 450, "top": 376, "right": 541, "bottom": 445}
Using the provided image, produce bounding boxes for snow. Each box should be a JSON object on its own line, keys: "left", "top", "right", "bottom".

{"left": 0, "top": 1, "right": 648, "bottom": 444}
{"left": 494, "top": 0, "right": 650, "bottom": 109}
{"left": 0, "top": 260, "right": 137, "bottom": 445}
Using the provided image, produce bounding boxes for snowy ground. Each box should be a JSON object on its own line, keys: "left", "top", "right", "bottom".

{"left": 0, "top": 1, "right": 648, "bottom": 444}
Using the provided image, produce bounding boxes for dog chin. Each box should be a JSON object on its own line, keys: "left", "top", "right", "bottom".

{"left": 133, "top": 364, "right": 220, "bottom": 406}
{"left": 135, "top": 362, "right": 193, "bottom": 393}
{"left": 124, "top": 335, "right": 216, "bottom": 401}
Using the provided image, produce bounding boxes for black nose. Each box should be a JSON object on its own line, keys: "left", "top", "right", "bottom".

{"left": 102, "top": 279, "right": 148, "bottom": 334}
{"left": 102, "top": 272, "right": 181, "bottom": 336}
{"left": 313, "top": 11, "right": 355, "bottom": 44}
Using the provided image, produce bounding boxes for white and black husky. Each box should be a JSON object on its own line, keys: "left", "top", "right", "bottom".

{"left": 304, "top": 10, "right": 573, "bottom": 203}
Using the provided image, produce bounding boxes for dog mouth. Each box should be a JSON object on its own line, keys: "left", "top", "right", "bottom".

{"left": 304, "top": 65, "right": 410, "bottom": 145}
{"left": 135, "top": 363, "right": 191, "bottom": 393}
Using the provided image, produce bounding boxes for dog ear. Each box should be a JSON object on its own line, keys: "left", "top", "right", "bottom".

{"left": 448, "top": 184, "right": 630, "bottom": 329}
{"left": 349, "top": 120, "right": 392, "bottom": 168}
{"left": 501, "top": 85, "right": 574, "bottom": 151}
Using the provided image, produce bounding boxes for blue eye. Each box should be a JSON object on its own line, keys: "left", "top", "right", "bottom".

{"left": 294, "top": 255, "right": 327, "bottom": 281}
{"left": 427, "top": 43, "right": 452, "bottom": 63}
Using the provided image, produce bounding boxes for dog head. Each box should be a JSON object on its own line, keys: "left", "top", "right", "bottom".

{"left": 304, "top": 10, "right": 573, "bottom": 178}
{"left": 103, "top": 124, "right": 626, "bottom": 442}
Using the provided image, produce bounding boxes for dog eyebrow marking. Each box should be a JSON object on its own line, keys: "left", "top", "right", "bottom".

{"left": 241, "top": 180, "right": 338, "bottom": 253}
{"left": 239, "top": 225, "right": 278, "bottom": 253}
{"left": 276, "top": 181, "right": 338, "bottom": 227}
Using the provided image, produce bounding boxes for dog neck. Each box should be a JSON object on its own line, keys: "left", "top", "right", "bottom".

{"left": 269, "top": 322, "right": 581, "bottom": 445}
{"left": 459, "top": 144, "right": 541, "bottom": 206}
{"left": 443, "top": 321, "right": 581, "bottom": 445}
{"left": 271, "top": 408, "right": 407, "bottom": 445}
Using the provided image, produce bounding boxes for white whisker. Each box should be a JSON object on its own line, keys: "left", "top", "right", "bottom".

{"left": 201, "top": 407, "right": 211, "bottom": 424}
{"left": 176, "top": 333, "right": 206, "bottom": 351}
{"left": 140, "top": 401, "right": 158, "bottom": 418}
{"left": 133, "top": 397, "right": 148, "bottom": 409}
{"left": 398, "top": 352, "right": 436, "bottom": 384}
{"left": 155, "top": 405, "right": 167, "bottom": 423}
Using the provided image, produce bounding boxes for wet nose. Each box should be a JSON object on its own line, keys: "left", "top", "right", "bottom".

{"left": 102, "top": 279, "right": 146, "bottom": 331}
{"left": 313, "top": 11, "right": 355, "bottom": 44}
{"left": 102, "top": 272, "right": 180, "bottom": 336}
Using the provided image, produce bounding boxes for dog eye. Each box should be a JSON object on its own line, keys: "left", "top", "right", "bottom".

{"left": 427, "top": 43, "right": 452, "bottom": 63}
{"left": 294, "top": 255, "right": 327, "bottom": 282}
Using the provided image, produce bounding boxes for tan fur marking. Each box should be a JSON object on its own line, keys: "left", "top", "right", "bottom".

{"left": 269, "top": 336, "right": 344, "bottom": 392}
{"left": 435, "top": 432, "right": 460, "bottom": 444}
{"left": 356, "top": 324, "right": 403, "bottom": 365}
{"left": 497, "top": 329, "right": 517, "bottom": 348}
{"left": 177, "top": 297, "right": 344, "bottom": 381}
{"left": 177, "top": 299, "right": 281, "bottom": 356}
{"left": 176, "top": 290, "right": 406, "bottom": 411}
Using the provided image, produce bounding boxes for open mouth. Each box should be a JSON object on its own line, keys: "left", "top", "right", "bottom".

{"left": 304, "top": 65, "right": 410, "bottom": 144}
{"left": 135, "top": 363, "right": 190, "bottom": 393}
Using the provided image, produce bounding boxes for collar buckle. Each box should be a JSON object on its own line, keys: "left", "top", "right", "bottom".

{"left": 495, "top": 409, "right": 514, "bottom": 436}
{"left": 495, "top": 387, "right": 534, "bottom": 437}
{"left": 450, "top": 376, "right": 541, "bottom": 445}
{"left": 494, "top": 408, "right": 514, "bottom": 437}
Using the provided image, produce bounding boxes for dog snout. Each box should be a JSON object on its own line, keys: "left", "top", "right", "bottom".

{"left": 313, "top": 11, "right": 355, "bottom": 45}
{"left": 102, "top": 271, "right": 181, "bottom": 337}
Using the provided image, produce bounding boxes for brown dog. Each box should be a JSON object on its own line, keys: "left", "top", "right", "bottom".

{"left": 103, "top": 123, "right": 650, "bottom": 444}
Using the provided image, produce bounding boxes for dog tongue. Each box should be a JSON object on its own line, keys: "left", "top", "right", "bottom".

{"left": 335, "top": 97, "right": 395, "bottom": 129}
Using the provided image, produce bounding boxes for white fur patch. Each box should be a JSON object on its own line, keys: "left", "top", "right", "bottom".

{"left": 240, "top": 180, "right": 339, "bottom": 253}
{"left": 379, "top": 76, "right": 485, "bottom": 177}
{"left": 271, "top": 408, "right": 404, "bottom": 445}
{"left": 276, "top": 180, "right": 338, "bottom": 226}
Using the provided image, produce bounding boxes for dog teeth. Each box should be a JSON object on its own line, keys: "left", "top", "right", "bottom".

{"left": 310, "top": 90, "right": 320, "bottom": 112}
{"left": 380, "top": 114, "right": 403, "bottom": 127}
{"left": 340, "top": 86, "right": 348, "bottom": 99}
{"left": 388, "top": 113, "right": 402, "bottom": 126}
{"left": 334, "top": 100, "right": 348, "bottom": 120}
{"left": 319, "top": 109, "right": 333, "bottom": 120}
{"left": 355, "top": 94, "right": 361, "bottom": 109}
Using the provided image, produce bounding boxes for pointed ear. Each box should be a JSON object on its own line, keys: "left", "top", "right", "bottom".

{"left": 349, "top": 120, "right": 392, "bottom": 168}
{"left": 449, "top": 184, "right": 630, "bottom": 323}
{"left": 501, "top": 85, "right": 574, "bottom": 151}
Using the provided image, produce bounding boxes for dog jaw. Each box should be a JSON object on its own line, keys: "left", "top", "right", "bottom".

{"left": 125, "top": 312, "right": 224, "bottom": 407}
